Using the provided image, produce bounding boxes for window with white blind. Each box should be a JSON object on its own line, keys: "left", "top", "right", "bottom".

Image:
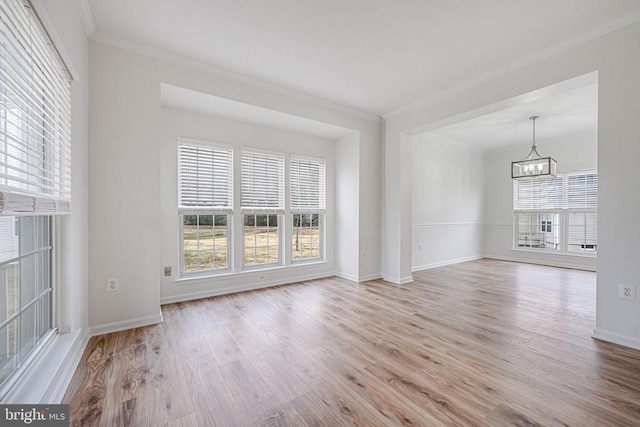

{"left": 513, "top": 171, "right": 597, "bottom": 254}
{"left": 0, "top": 0, "right": 71, "bottom": 398}
{"left": 291, "top": 157, "right": 325, "bottom": 261}
{"left": 241, "top": 151, "right": 284, "bottom": 266}
{"left": 178, "top": 141, "right": 232, "bottom": 274}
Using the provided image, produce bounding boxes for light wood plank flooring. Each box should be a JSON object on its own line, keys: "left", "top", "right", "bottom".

{"left": 64, "top": 259, "right": 640, "bottom": 426}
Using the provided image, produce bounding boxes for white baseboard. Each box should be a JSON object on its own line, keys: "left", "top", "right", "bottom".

{"left": 2, "top": 328, "right": 89, "bottom": 404}
{"left": 334, "top": 272, "right": 383, "bottom": 283}
{"left": 592, "top": 328, "right": 640, "bottom": 351}
{"left": 160, "top": 271, "right": 333, "bottom": 305}
{"left": 484, "top": 254, "right": 596, "bottom": 271}
{"left": 334, "top": 272, "right": 359, "bottom": 282}
{"left": 412, "top": 255, "right": 483, "bottom": 272}
{"left": 89, "top": 312, "right": 163, "bottom": 336}
{"left": 382, "top": 275, "right": 414, "bottom": 285}
{"left": 358, "top": 272, "right": 383, "bottom": 282}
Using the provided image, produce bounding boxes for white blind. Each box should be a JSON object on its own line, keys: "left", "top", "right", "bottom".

{"left": 290, "top": 157, "right": 325, "bottom": 212}
{"left": 241, "top": 150, "right": 284, "bottom": 213}
{"left": 514, "top": 172, "right": 597, "bottom": 211}
{"left": 568, "top": 212, "right": 598, "bottom": 245}
{"left": 177, "top": 142, "right": 233, "bottom": 214}
{"left": 567, "top": 173, "right": 598, "bottom": 210}
{"left": 0, "top": 0, "right": 72, "bottom": 215}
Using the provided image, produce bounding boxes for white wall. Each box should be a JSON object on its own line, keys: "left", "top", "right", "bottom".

{"left": 411, "top": 133, "right": 484, "bottom": 270}
{"left": 384, "top": 21, "right": 640, "bottom": 350}
{"left": 88, "top": 39, "right": 382, "bottom": 332}
{"left": 484, "top": 132, "right": 597, "bottom": 270}
{"left": 335, "top": 133, "right": 360, "bottom": 281}
{"left": 159, "top": 107, "right": 336, "bottom": 303}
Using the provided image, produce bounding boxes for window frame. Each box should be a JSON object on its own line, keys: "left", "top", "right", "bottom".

{"left": 512, "top": 170, "right": 597, "bottom": 257}
{"left": 0, "top": 215, "right": 57, "bottom": 399}
{"left": 0, "top": 0, "right": 70, "bottom": 399}
{"left": 179, "top": 214, "right": 231, "bottom": 277}
{"left": 242, "top": 213, "right": 282, "bottom": 268}
{"left": 240, "top": 149, "right": 285, "bottom": 269}
{"left": 177, "top": 139, "right": 234, "bottom": 277}
{"left": 290, "top": 155, "right": 326, "bottom": 263}
{"left": 291, "top": 212, "right": 323, "bottom": 263}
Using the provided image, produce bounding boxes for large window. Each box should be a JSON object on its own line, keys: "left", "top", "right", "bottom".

{"left": 513, "top": 171, "right": 597, "bottom": 254}
{"left": 241, "top": 151, "right": 284, "bottom": 267}
{"left": 0, "top": 0, "right": 71, "bottom": 397}
{"left": 177, "top": 144, "right": 327, "bottom": 275}
{"left": 291, "top": 157, "right": 325, "bottom": 261}
{"left": 177, "top": 141, "right": 232, "bottom": 275}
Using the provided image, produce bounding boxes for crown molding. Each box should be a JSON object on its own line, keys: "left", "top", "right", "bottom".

{"left": 74, "top": 0, "right": 95, "bottom": 37}
{"left": 382, "top": 10, "right": 640, "bottom": 120}
{"left": 89, "top": 32, "right": 382, "bottom": 125}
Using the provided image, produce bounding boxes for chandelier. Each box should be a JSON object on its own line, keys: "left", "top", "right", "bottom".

{"left": 511, "top": 116, "right": 557, "bottom": 179}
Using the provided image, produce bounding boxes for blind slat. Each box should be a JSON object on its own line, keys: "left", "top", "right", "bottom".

{"left": 241, "top": 151, "right": 284, "bottom": 210}
{"left": 514, "top": 172, "right": 597, "bottom": 211}
{"left": 177, "top": 143, "right": 233, "bottom": 212}
{"left": 0, "top": 0, "right": 72, "bottom": 215}
{"left": 290, "top": 157, "right": 325, "bottom": 211}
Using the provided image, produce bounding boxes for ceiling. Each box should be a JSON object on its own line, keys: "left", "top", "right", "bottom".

{"left": 427, "top": 83, "right": 598, "bottom": 150}
{"left": 86, "top": 0, "right": 640, "bottom": 117}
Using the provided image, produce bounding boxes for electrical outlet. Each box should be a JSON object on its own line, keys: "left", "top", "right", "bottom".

{"left": 418, "top": 243, "right": 422, "bottom": 250}
{"left": 164, "top": 266, "right": 172, "bottom": 277}
{"left": 362, "top": 250, "right": 366, "bottom": 257}
{"left": 107, "top": 277, "right": 119, "bottom": 292}
{"left": 618, "top": 284, "right": 636, "bottom": 301}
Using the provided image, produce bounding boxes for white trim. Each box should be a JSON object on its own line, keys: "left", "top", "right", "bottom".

{"left": 382, "top": 14, "right": 640, "bottom": 119}
{"left": 358, "top": 273, "right": 383, "bottom": 282}
{"left": 592, "top": 328, "right": 640, "bottom": 351}
{"left": 73, "top": 0, "right": 95, "bottom": 37}
{"left": 334, "top": 272, "right": 359, "bottom": 282}
{"left": 483, "top": 254, "right": 596, "bottom": 271}
{"left": 28, "top": 0, "right": 79, "bottom": 80}
{"left": 89, "top": 32, "right": 381, "bottom": 124}
{"left": 89, "top": 312, "right": 163, "bottom": 336}
{"left": 413, "top": 222, "right": 482, "bottom": 228}
{"left": 1, "top": 329, "right": 88, "bottom": 404}
{"left": 161, "top": 271, "right": 333, "bottom": 305}
{"left": 413, "top": 255, "right": 483, "bottom": 272}
{"left": 382, "top": 275, "right": 414, "bottom": 285}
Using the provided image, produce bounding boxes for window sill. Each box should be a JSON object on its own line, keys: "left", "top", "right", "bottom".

{"left": 175, "top": 260, "right": 328, "bottom": 285}
{"left": 511, "top": 247, "right": 596, "bottom": 258}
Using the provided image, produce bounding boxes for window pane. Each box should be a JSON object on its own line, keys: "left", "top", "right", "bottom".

{"left": 516, "top": 213, "right": 560, "bottom": 250}
{"left": 214, "top": 251, "right": 227, "bottom": 269}
{"left": 184, "top": 252, "right": 199, "bottom": 272}
{"left": 0, "top": 263, "right": 19, "bottom": 324}
{"left": 0, "top": 319, "right": 19, "bottom": 386}
{"left": 182, "top": 215, "right": 229, "bottom": 274}
{"left": 243, "top": 214, "right": 280, "bottom": 267}
{"left": 0, "top": 217, "right": 19, "bottom": 264}
{"left": 291, "top": 213, "right": 322, "bottom": 261}
{"left": 19, "top": 304, "right": 36, "bottom": 361}
{"left": 19, "top": 217, "right": 37, "bottom": 255}
{"left": 20, "top": 254, "right": 38, "bottom": 308}
{"left": 37, "top": 294, "right": 50, "bottom": 340}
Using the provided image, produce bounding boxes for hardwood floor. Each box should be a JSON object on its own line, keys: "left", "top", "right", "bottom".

{"left": 63, "top": 259, "right": 640, "bottom": 426}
